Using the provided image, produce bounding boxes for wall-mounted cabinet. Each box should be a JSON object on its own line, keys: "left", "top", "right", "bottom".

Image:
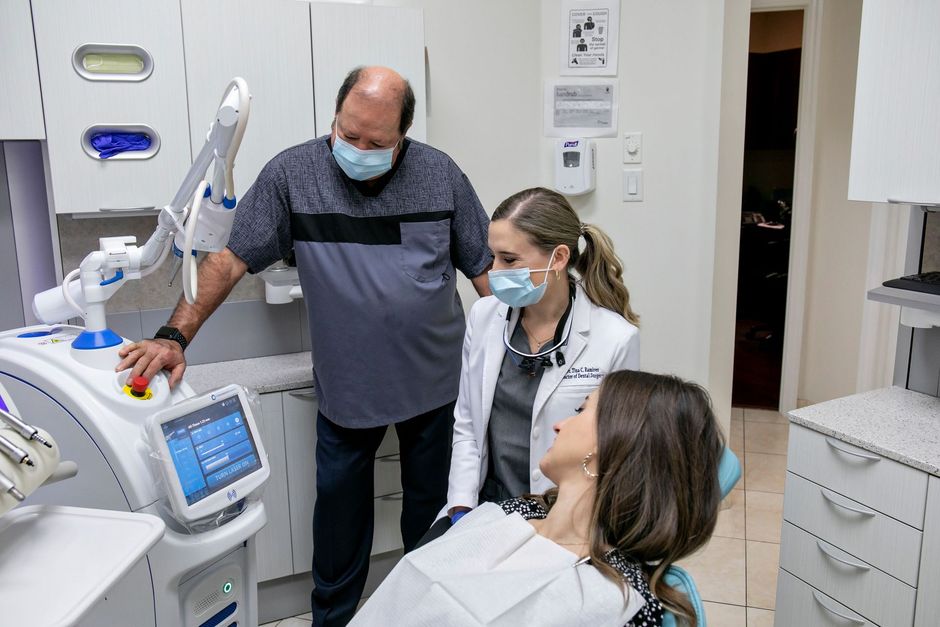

{"left": 0, "top": 0, "right": 45, "bottom": 139}
{"left": 310, "top": 3, "right": 427, "bottom": 142}
{"left": 28, "top": 1, "right": 427, "bottom": 216}
{"left": 31, "top": 0, "right": 192, "bottom": 215}
{"left": 848, "top": 0, "right": 940, "bottom": 204}
{"left": 180, "top": 0, "right": 317, "bottom": 198}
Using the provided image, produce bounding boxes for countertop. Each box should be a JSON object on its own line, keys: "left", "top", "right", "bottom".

{"left": 788, "top": 386, "right": 940, "bottom": 476}
{"left": 184, "top": 351, "right": 314, "bottom": 395}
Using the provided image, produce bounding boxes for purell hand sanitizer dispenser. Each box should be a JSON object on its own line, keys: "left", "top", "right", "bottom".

{"left": 554, "top": 138, "right": 596, "bottom": 196}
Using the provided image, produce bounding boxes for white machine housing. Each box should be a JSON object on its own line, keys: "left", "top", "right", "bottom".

{"left": 554, "top": 138, "right": 596, "bottom": 196}
{"left": 0, "top": 326, "right": 266, "bottom": 627}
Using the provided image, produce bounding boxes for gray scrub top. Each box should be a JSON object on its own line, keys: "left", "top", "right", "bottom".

{"left": 227, "top": 136, "right": 492, "bottom": 427}
{"left": 480, "top": 320, "right": 545, "bottom": 503}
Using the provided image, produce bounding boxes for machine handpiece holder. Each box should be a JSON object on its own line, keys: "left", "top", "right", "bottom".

{"left": 32, "top": 78, "right": 251, "bottom": 333}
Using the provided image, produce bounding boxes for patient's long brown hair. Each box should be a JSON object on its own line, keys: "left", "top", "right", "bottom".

{"left": 538, "top": 370, "right": 724, "bottom": 624}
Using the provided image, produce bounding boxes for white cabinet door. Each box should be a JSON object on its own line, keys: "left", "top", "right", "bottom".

{"left": 254, "top": 392, "right": 294, "bottom": 582}
{"left": 849, "top": 0, "right": 940, "bottom": 204}
{"left": 31, "top": 0, "right": 191, "bottom": 214}
{"left": 283, "top": 387, "right": 318, "bottom": 575}
{"left": 0, "top": 0, "right": 44, "bottom": 139}
{"left": 309, "top": 3, "right": 426, "bottom": 142}
{"left": 180, "top": 0, "right": 316, "bottom": 197}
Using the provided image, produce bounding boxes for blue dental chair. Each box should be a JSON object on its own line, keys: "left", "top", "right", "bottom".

{"left": 662, "top": 447, "right": 742, "bottom": 627}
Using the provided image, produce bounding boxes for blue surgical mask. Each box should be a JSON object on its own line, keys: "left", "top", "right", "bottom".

{"left": 332, "top": 134, "right": 397, "bottom": 180}
{"left": 488, "top": 251, "right": 557, "bottom": 308}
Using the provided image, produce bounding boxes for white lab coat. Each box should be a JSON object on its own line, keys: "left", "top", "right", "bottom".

{"left": 445, "top": 285, "right": 640, "bottom": 512}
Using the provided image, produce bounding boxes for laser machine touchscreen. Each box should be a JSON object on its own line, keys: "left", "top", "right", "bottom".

{"left": 150, "top": 385, "right": 269, "bottom": 523}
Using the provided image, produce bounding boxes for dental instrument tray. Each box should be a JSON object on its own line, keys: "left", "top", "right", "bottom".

{"left": 147, "top": 384, "right": 269, "bottom": 522}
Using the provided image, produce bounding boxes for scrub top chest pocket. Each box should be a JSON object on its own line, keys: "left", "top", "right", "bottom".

{"left": 399, "top": 218, "right": 451, "bottom": 282}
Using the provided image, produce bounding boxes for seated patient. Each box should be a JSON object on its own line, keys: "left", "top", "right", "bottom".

{"left": 351, "top": 370, "right": 725, "bottom": 627}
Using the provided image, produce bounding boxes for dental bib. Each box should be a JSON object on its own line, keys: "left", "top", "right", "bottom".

{"left": 350, "top": 502, "right": 644, "bottom": 626}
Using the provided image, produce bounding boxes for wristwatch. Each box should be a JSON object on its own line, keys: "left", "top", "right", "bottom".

{"left": 154, "top": 326, "right": 189, "bottom": 352}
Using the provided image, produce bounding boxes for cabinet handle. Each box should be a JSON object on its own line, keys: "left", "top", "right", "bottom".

{"left": 811, "top": 590, "right": 866, "bottom": 625}
{"left": 815, "top": 540, "right": 870, "bottom": 571}
{"left": 288, "top": 390, "right": 316, "bottom": 399}
{"left": 379, "top": 455, "right": 401, "bottom": 463}
{"left": 825, "top": 437, "right": 881, "bottom": 462}
{"left": 886, "top": 198, "right": 940, "bottom": 208}
{"left": 380, "top": 493, "right": 404, "bottom": 501}
{"left": 98, "top": 206, "right": 156, "bottom": 213}
{"left": 820, "top": 488, "right": 877, "bottom": 517}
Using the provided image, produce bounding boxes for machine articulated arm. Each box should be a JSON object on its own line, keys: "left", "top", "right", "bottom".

{"left": 33, "top": 78, "right": 251, "bottom": 333}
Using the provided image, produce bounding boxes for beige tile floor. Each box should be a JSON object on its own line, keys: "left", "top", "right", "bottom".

{"left": 264, "top": 407, "right": 789, "bottom": 627}
{"left": 680, "top": 406, "right": 789, "bottom": 626}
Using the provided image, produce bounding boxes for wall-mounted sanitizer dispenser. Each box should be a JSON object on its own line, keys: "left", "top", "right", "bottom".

{"left": 554, "top": 138, "right": 596, "bottom": 196}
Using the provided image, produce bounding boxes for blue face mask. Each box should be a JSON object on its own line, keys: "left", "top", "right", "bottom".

{"left": 488, "top": 251, "right": 557, "bottom": 308}
{"left": 332, "top": 134, "right": 397, "bottom": 180}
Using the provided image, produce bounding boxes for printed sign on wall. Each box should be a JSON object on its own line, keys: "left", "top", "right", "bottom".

{"left": 561, "top": 0, "right": 620, "bottom": 76}
{"left": 543, "top": 79, "right": 618, "bottom": 138}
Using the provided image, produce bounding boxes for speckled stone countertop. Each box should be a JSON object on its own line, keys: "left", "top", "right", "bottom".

{"left": 184, "top": 351, "right": 314, "bottom": 395}
{"left": 788, "top": 386, "right": 940, "bottom": 476}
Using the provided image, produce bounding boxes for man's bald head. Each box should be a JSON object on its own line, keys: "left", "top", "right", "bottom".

{"left": 335, "top": 66, "right": 415, "bottom": 135}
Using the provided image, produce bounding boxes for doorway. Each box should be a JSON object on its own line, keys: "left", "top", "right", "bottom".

{"left": 731, "top": 9, "right": 804, "bottom": 409}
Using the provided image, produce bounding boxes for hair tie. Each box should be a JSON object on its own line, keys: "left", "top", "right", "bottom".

{"left": 577, "top": 223, "right": 589, "bottom": 252}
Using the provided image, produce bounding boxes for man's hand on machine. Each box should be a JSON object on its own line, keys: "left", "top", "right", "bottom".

{"left": 116, "top": 339, "right": 187, "bottom": 389}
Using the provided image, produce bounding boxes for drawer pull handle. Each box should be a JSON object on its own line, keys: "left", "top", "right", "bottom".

{"left": 816, "top": 540, "right": 870, "bottom": 571}
{"left": 811, "top": 590, "right": 866, "bottom": 624}
{"left": 825, "top": 438, "right": 881, "bottom": 462}
{"left": 379, "top": 455, "right": 401, "bottom": 463}
{"left": 820, "top": 489, "right": 877, "bottom": 517}
{"left": 380, "top": 493, "right": 404, "bottom": 501}
{"left": 288, "top": 390, "right": 316, "bottom": 399}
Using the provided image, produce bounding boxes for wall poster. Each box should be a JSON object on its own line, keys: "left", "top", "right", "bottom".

{"left": 561, "top": 0, "right": 620, "bottom": 76}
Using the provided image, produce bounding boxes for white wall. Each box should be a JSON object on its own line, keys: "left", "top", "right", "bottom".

{"left": 710, "top": 2, "right": 751, "bottom": 430}
{"left": 798, "top": 0, "right": 870, "bottom": 404}
{"left": 538, "top": 1, "right": 733, "bottom": 402}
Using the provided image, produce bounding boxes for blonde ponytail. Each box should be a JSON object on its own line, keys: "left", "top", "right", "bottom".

{"left": 576, "top": 224, "right": 639, "bottom": 326}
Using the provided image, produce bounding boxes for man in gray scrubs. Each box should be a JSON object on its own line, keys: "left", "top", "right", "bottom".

{"left": 117, "top": 66, "right": 492, "bottom": 626}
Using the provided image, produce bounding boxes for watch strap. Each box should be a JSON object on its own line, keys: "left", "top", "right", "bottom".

{"left": 154, "top": 325, "right": 188, "bottom": 352}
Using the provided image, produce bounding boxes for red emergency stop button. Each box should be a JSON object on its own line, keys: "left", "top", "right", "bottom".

{"left": 130, "top": 376, "right": 149, "bottom": 398}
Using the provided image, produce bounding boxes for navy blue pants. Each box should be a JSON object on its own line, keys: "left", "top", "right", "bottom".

{"left": 310, "top": 401, "right": 455, "bottom": 627}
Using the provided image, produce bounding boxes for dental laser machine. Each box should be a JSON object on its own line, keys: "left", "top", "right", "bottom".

{"left": 0, "top": 78, "right": 270, "bottom": 627}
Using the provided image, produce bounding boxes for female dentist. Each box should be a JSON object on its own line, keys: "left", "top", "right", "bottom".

{"left": 446, "top": 187, "right": 640, "bottom": 522}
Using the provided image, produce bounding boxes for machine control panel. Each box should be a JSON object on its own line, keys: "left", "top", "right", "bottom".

{"left": 148, "top": 385, "right": 268, "bottom": 522}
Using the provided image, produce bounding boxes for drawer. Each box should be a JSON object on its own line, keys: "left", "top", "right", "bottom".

{"left": 783, "top": 472, "right": 922, "bottom": 586}
{"left": 779, "top": 522, "right": 915, "bottom": 627}
{"left": 377, "top": 428, "right": 399, "bottom": 458}
{"left": 375, "top": 454, "right": 402, "bottom": 497}
{"left": 776, "top": 569, "right": 878, "bottom": 627}
{"left": 787, "top": 424, "right": 928, "bottom": 528}
{"left": 373, "top": 493, "right": 404, "bottom": 556}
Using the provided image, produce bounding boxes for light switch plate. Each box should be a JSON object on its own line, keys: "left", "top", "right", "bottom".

{"left": 623, "top": 132, "right": 642, "bottom": 164}
{"left": 622, "top": 168, "right": 643, "bottom": 202}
